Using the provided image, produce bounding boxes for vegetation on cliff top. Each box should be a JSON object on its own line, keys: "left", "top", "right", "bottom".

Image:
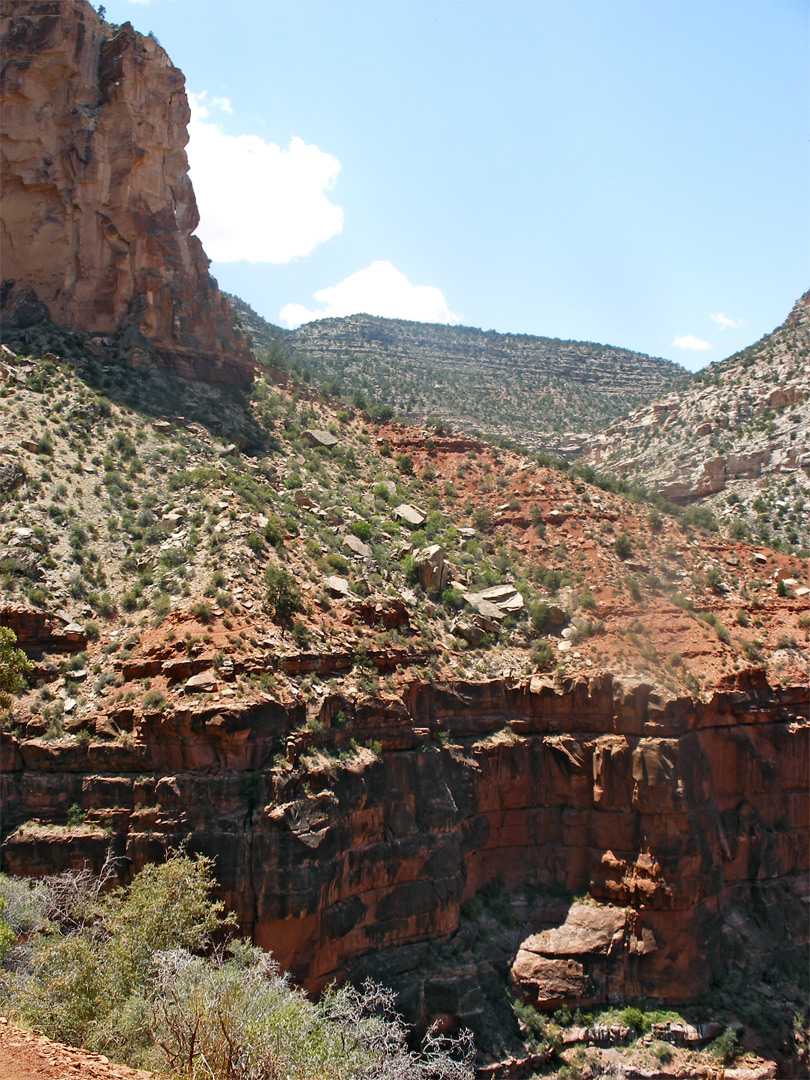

{"left": 228, "top": 296, "right": 685, "bottom": 454}
{"left": 0, "top": 322, "right": 807, "bottom": 747}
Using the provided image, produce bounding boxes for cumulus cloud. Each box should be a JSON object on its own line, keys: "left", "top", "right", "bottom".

{"left": 672, "top": 334, "right": 713, "bottom": 351}
{"left": 710, "top": 312, "right": 745, "bottom": 329}
{"left": 279, "top": 261, "right": 460, "bottom": 328}
{"left": 186, "top": 92, "right": 343, "bottom": 263}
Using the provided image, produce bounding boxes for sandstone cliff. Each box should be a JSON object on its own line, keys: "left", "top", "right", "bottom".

{"left": 2, "top": 670, "right": 808, "bottom": 1036}
{"left": 0, "top": 0, "right": 253, "bottom": 385}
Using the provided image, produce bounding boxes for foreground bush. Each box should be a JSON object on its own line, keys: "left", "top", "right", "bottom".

{"left": 0, "top": 852, "right": 474, "bottom": 1079}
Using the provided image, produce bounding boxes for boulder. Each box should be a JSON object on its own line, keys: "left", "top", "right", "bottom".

{"left": 304, "top": 429, "right": 339, "bottom": 449}
{"left": 0, "top": 462, "right": 25, "bottom": 495}
{"left": 184, "top": 670, "right": 218, "bottom": 693}
{"left": 344, "top": 534, "right": 373, "bottom": 560}
{"left": 348, "top": 596, "right": 410, "bottom": 630}
{"left": 464, "top": 583, "right": 524, "bottom": 618}
{"left": 394, "top": 503, "right": 427, "bottom": 527}
{"left": 325, "top": 576, "right": 350, "bottom": 597}
{"left": 511, "top": 904, "right": 655, "bottom": 1010}
{"left": 413, "top": 545, "right": 450, "bottom": 592}
{"left": 449, "top": 617, "right": 485, "bottom": 646}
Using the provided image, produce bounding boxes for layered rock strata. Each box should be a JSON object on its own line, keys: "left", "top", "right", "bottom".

{"left": 2, "top": 670, "right": 807, "bottom": 1025}
{"left": 583, "top": 292, "right": 810, "bottom": 547}
{"left": 0, "top": 0, "right": 253, "bottom": 385}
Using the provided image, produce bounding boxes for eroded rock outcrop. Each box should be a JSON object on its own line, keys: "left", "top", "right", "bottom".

{"left": 582, "top": 291, "right": 810, "bottom": 547}
{"left": 2, "top": 670, "right": 807, "bottom": 1029}
{"left": 0, "top": 0, "right": 253, "bottom": 385}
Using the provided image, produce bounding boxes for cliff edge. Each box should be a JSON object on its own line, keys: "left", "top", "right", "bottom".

{"left": 0, "top": 0, "right": 253, "bottom": 385}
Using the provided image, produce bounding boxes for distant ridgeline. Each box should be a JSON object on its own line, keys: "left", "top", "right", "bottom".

{"left": 227, "top": 296, "right": 684, "bottom": 457}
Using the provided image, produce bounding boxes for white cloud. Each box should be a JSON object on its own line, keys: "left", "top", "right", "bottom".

{"left": 672, "top": 334, "right": 713, "bottom": 351}
{"left": 710, "top": 312, "right": 745, "bottom": 329}
{"left": 186, "top": 92, "right": 343, "bottom": 263}
{"left": 279, "top": 261, "right": 460, "bottom": 328}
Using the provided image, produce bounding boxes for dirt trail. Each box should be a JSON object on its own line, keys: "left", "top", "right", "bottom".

{"left": 0, "top": 1018, "right": 156, "bottom": 1080}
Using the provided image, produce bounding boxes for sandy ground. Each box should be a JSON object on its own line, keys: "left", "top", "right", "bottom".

{"left": 0, "top": 1018, "right": 155, "bottom": 1080}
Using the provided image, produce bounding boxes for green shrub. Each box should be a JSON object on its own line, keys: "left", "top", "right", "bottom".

{"left": 705, "top": 567, "right": 723, "bottom": 589}
{"left": 143, "top": 689, "right": 167, "bottom": 710}
{"left": 350, "top": 519, "right": 373, "bottom": 542}
{"left": 614, "top": 533, "right": 633, "bottom": 560}
{"left": 0, "top": 627, "right": 32, "bottom": 706}
{"left": 682, "top": 505, "right": 719, "bottom": 533}
{"left": 619, "top": 1005, "right": 649, "bottom": 1032}
{"left": 265, "top": 565, "right": 302, "bottom": 621}
{"left": 97, "top": 591, "right": 117, "bottom": 617}
{"left": 263, "top": 516, "right": 285, "bottom": 547}
{"left": 543, "top": 568, "right": 562, "bottom": 594}
{"left": 531, "top": 639, "right": 556, "bottom": 671}
{"left": 653, "top": 1042, "right": 673, "bottom": 1064}
{"left": 529, "top": 601, "right": 556, "bottom": 634}
{"left": 245, "top": 531, "right": 264, "bottom": 554}
{"left": 152, "top": 592, "right": 171, "bottom": 619}
{"left": 190, "top": 600, "right": 213, "bottom": 623}
{"left": 441, "top": 587, "right": 466, "bottom": 612}
{"left": 711, "top": 1027, "right": 741, "bottom": 1064}
{"left": 471, "top": 506, "right": 494, "bottom": 533}
{"left": 0, "top": 852, "right": 473, "bottom": 1076}
{"left": 121, "top": 590, "right": 139, "bottom": 612}
{"left": 530, "top": 506, "right": 545, "bottom": 535}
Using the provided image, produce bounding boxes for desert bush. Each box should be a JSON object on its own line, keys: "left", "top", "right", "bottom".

{"left": 710, "top": 1026, "right": 741, "bottom": 1065}
{"left": 265, "top": 565, "right": 302, "bottom": 621}
{"left": 350, "top": 519, "right": 374, "bottom": 542}
{"left": 682, "top": 505, "right": 719, "bottom": 533}
{"left": 0, "top": 627, "right": 31, "bottom": 707}
{"left": 190, "top": 600, "right": 213, "bottom": 623}
{"left": 471, "top": 506, "right": 494, "bottom": 533}
{"left": 614, "top": 533, "right": 633, "bottom": 560}
{"left": 143, "top": 689, "right": 166, "bottom": 711}
{"left": 245, "top": 531, "right": 264, "bottom": 554}
{"left": 653, "top": 1041, "right": 674, "bottom": 1064}
{"left": 0, "top": 854, "right": 474, "bottom": 1078}
{"left": 528, "top": 602, "right": 556, "bottom": 635}
{"left": 530, "top": 639, "right": 556, "bottom": 671}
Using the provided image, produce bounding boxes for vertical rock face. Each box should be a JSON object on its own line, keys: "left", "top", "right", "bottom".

{"left": 0, "top": 0, "right": 253, "bottom": 385}
{"left": 2, "top": 670, "right": 808, "bottom": 1022}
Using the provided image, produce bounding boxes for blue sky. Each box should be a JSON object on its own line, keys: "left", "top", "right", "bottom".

{"left": 103, "top": 0, "right": 808, "bottom": 370}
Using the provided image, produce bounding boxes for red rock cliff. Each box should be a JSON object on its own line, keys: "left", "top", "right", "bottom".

{"left": 0, "top": 0, "right": 253, "bottom": 385}
{"left": 2, "top": 670, "right": 807, "bottom": 1027}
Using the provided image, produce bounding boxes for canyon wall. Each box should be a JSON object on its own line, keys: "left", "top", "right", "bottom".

{"left": 2, "top": 669, "right": 807, "bottom": 1026}
{"left": 0, "top": 0, "right": 253, "bottom": 385}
